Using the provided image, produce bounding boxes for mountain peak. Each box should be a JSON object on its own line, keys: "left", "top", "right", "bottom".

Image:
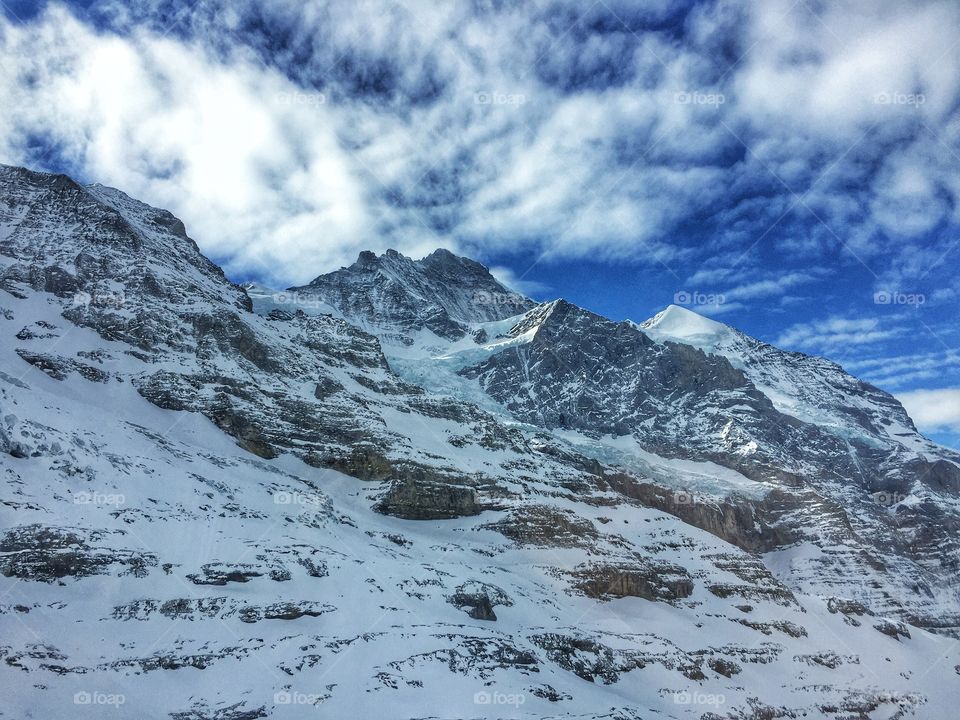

{"left": 640, "top": 304, "right": 732, "bottom": 344}
{"left": 290, "top": 247, "right": 535, "bottom": 340}
{"left": 424, "top": 247, "right": 457, "bottom": 260}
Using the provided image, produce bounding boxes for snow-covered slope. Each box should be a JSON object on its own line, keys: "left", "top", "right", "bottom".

{"left": 4, "top": 338, "right": 952, "bottom": 719}
{"left": 2, "top": 165, "right": 960, "bottom": 719}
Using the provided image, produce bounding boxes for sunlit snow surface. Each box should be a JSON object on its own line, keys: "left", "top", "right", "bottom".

{"left": 4, "top": 166, "right": 958, "bottom": 720}
{"left": 252, "top": 292, "right": 771, "bottom": 504}
{"left": 250, "top": 292, "right": 943, "bottom": 503}
{"left": 4, "top": 286, "right": 960, "bottom": 719}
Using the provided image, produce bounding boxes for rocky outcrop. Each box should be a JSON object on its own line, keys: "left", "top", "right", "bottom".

{"left": 187, "top": 563, "right": 266, "bottom": 585}
{"left": 317, "top": 446, "right": 394, "bottom": 480}
{"left": 238, "top": 602, "right": 335, "bottom": 623}
{"left": 448, "top": 581, "right": 513, "bottom": 621}
{"left": 0, "top": 525, "right": 156, "bottom": 582}
{"left": 569, "top": 561, "right": 694, "bottom": 602}
{"left": 873, "top": 619, "right": 912, "bottom": 640}
{"left": 15, "top": 350, "right": 110, "bottom": 383}
{"left": 602, "top": 473, "right": 799, "bottom": 553}
{"left": 483, "top": 505, "right": 599, "bottom": 548}
{"left": 828, "top": 597, "right": 870, "bottom": 617}
{"left": 375, "top": 469, "right": 481, "bottom": 520}
{"left": 111, "top": 598, "right": 335, "bottom": 623}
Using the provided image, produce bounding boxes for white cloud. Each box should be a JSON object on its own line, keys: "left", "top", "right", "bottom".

{"left": 693, "top": 300, "right": 747, "bottom": 317}
{"left": 842, "top": 348, "right": 960, "bottom": 389}
{"left": 734, "top": 0, "right": 960, "bottom": 132}
{"left": 0, "top": 6, "right": 375, "bottom": 286}
{"left": 897, "top": 388, "right": 960, "bottom": 433}
{"left": 775, "top": 316, "right": 903, "bottom": 355}
{"left": 487, "top": 266, "right": 550, "bottom": 299}
{"left": 722, "top": 272, "right": 817, "bottom": 301}
{"left": 0, "top": 0, "right": 959, "bottom": 290}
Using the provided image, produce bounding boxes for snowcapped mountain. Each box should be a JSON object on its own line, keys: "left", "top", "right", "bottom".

{"left": 287, "top": 247, "right": 533, "bottom": 345}
{"left": 2, "top": 165, "right": 960, "bottom": 719}
{"left": 640, "top": 305, "right": 924, "bottom": 451}
{"left": 281, "top": 253, "right": 960, "bottom": 636}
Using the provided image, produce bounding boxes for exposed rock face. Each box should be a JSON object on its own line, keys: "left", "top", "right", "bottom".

{"left": 641, "top": 304, "right": 923, "bottom": 444}
{"left": 874, "top": 619, "right": 912, "bottom": 640}
{"left": 374, "top": 471, "right": 480, "bottom": 520}
{"left": 448, "top": 581, "right": 513, "bottom": 621}
{"left": 319, "top": 446, "right": 394, "bottom": 480}
{"left": 264, "top": 245, "right": 960, "bottom": 636}
{"left": 601, "top": 473, "right": 799, "bottom": 553}
{"left": 238, "top": 602, "right": 334, "bottom": 623}
{"left": 530, "top": 633, "right": 638, "bottom": 684}
{"left": 570, "top": 562, "right": 694, "bottom": 602}
{"left": 187, "top": 563, "right": 265, "bottom": 585}
{"left": 707, "top": 657, "right": 741, "bottom": 677}
{"left": 0, "top": 165, "right": 561, "bottom": 485}
{"left": 110, "top": 597, "right": 335, "bottom": 624}
{"left": 459, "top": 300, "right": 860, "bottom": 483}
{"left": 483, "top": 505, "right": 599, "bottom": 548}
{"left": 828, "top": 597, "right": 870, "bottom": 617}
{"left": 445, "top": 298, "right": 960, "bottom": 634}
{"left": 0, "top": 525, "right": 156, "bottom": 581}
{"left": 15, "top": 350, "right": 110, "bottom": 382}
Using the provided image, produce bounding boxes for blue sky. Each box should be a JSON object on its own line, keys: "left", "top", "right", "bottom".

{"left": 1, "top": 0, "right": 959, "bottom": 447}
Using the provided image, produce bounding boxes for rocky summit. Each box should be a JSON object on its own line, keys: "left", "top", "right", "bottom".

{"left": 288, "top": 246, "right": 534, "bottom": 343}
{"left": 2, "top": 163, "right": 960, "bottom": 719}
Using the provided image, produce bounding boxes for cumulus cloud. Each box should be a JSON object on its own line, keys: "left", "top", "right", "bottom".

{"left": 0, "top": 0, "right": 959, "bottom": 291}
{"left": 0, "top": 7, "right": 375, "bottom": 285}
{"left": 897, "top": 388, "right": 960, "bottom": 433}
